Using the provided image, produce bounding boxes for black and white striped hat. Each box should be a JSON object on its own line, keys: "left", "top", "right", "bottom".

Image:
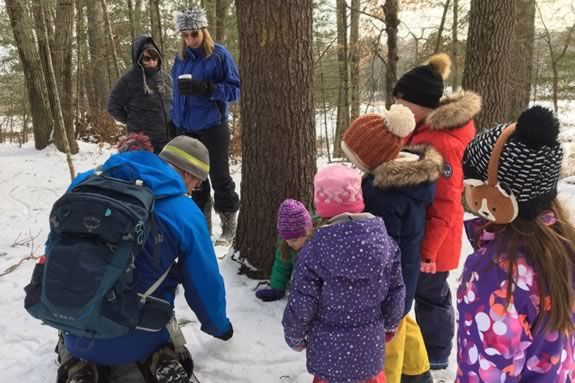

{"left": 463, "top": 106, "right": 563, "bottom": 220}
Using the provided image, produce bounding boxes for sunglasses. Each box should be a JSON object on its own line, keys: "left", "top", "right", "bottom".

{"left": 182, "top": 30, "right": 200, "bottom": 38}
{"left": 142, "top": 55, "right": 159, "bottom": 62}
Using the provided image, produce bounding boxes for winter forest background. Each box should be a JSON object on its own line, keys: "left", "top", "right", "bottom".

{"left": 0, "top": 1, "right": 574, "bottom": 382}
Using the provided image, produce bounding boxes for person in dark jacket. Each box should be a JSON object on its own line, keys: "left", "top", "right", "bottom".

{"left": 283, "top": 164, "right": 405, "bottom": 383}
{"left": 108, "top": 35, "right": 173, "bottom": 154}
{"left": 172, "top": 7, "right": 240, "bottom": 245}
{"left": 341, "top": 105, "right": 443, "bottom": 383}
{"left": 56, "top": 136, "right": 233, "bottom": 383}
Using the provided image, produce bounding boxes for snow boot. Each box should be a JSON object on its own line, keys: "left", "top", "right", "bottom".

{"left": 66, "top": 361, "right": 98, "bottom": 383}
{"left": 151, "top": 346, "right": 190, "bottom": 383}
{"left": 215, "top": 211, "right": 237, "bottom": 246}
{"left": 401, "top": 370, "right": 434, "bottom": 383}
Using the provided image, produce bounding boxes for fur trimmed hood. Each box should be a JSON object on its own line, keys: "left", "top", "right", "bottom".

{"left": 425, "top": 91, "right": 481, "bottom": 131}
{"left": 372, "top": 144, "right": 443, "bottom": 189}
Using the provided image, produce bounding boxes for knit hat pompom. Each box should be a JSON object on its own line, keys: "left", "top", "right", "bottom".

{"left": 426, "top": 53, "right": 451, "bottom": 80}
{"left": 385, "top": 104, "right": 416, "bottom": 138}
{"left": 516, "top": 105, "right": 560, "bottom": 149}
{"left": 117, "top": 133, "right": 154, "bottom": 153}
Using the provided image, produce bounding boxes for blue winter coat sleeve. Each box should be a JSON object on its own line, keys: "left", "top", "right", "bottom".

{"left": 282, "top": 244, "right": 321, "bottom": 349}
{"left": 211, "top": 46, "right": 240, "bottom": 103}
{"left": 172, "top": 198, "right": 232, "bottom": 338}
{"left": 381, "top": 245, "right": 405, "bottom": 331}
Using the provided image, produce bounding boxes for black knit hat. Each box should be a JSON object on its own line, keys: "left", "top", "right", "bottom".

{"left": 393, "top": 53, "right": 451, "bottom": 108}
{"left": 463, "top": 106, "right": 563, "bottom": 220}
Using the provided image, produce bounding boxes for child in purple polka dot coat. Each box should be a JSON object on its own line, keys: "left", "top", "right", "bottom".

{"left": 282, "top": 165, "right": 406, "bottom": 383}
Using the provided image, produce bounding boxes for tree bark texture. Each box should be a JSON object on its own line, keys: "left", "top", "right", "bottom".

{"left": 462, "top": 0, "right": 515, "bottom": 131}
{"left": 5, "top": 0, "right": 53, "bottom": 149}
{"left": 101, "top": 0, "right": 121, "bottom": 82}
{"left": 53, "top": 0, "right": 78, "bottom": 153}
{"left": 86, "top": 0, "right": 111, "bottom": 113}
{"left": 349, "top": 0, "right": 360, "bottom": 121}
{"left": 451, "top": 0, "right": 459, "bottom": 90}
{"left": 333, "top": 0, "right": 349, "bottom": 157}
{"left": 384, "top": 0, "right": 399, "bottom": 109}
{"left": 235, "top": 0, "right": 316, "bottom": 278}
{"left": 149, "top": 0, "right": 165, "bottom": 57}
{"left": 214, "top": 0, "right": 229, "bottom": 42}
{"left": 32, "top": 0, "right": 76, "bottom": 177}
{"left": 508, "top": 0, "right": 535, "bottom": 120}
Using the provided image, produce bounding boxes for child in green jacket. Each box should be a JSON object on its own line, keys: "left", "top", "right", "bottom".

{"left": 256, "top": 199, "right": 313, "bottom": 302}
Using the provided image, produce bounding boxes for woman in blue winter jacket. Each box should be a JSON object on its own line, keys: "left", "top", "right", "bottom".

{"left": 171, "top": 7, "right": 240, "bottom": 244}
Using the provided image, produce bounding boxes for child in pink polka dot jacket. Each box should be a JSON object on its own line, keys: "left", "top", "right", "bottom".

{"left": 457, "top": 106, "right": 575, "bottom": 382}
{"left": 282, "top": 164, "right": 406, "bottom": 383}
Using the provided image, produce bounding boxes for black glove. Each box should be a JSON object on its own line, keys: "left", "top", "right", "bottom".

{"left": 178, "top": 78, "right": 214, "bottom": 97}
{"left": 255, "top": 288, "right": 286, "bottom": 302}
{"left": 214, "top": 323, "right": 233, "bottom": 341}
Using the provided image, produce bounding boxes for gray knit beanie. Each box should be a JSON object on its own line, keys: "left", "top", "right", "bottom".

{"left": 160, "top": 136, "right": 210, "bottom": 181}
{"left": 175, "top": 8, "right": 209, "bottom": 33}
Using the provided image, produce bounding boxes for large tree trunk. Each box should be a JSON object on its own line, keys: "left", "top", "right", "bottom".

{"left": 508, "top": 0, "right": 535, "bottom": 119}
{"left": 333, "top": 0, "right": 349, "bottom": 157}
{"left": 451, "top": 0, "right": 459, "bottom": 91}
{"left": 149, "top": 0, "right": 165, "bottom": 55}
{"left": 32, "top": 0, "right": 76, "bottom": 178}
{"left": 235, "top": 0, "right": 316, "bottom": 278}
{"left": 53, "top": 0, "right": 79, "bottom": 153}
{"left": 214, "top": 0, "right": 229, "bottom": 42}
{"left": 5, "top": 0, "right": 53, "bottom": 149}
{"left": 383, "top": 0, "right": 399, "bottom": 109}
{"left": 462, "top": 0, "right": 515, "bottom": 131}
{"left": 86, "top": 0, "right": 111, "bottom": 113}
{"left": 75, "top": 0, "right": 86, "bottom": 125}
{"left": 101, "top": 0, "right": 121, "bottom": 82}
{"left": 204, "top": 0, "right": 217, "bottom": 29}
{"left": 349, "top": 0, "right": 360, "bottom": 121}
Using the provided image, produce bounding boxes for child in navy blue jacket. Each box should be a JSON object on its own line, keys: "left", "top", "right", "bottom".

{"left": 342, "top": 105, "right": 443, "bottom": 383}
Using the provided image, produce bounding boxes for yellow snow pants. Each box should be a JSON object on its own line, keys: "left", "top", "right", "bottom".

{"left": 384, "top": 315, "right": 430, "bottom": 383}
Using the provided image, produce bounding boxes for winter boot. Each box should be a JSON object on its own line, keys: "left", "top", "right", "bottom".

{"left": 401, "top": 370, "right": 434, "bottom": 383}
{"left": 215, "top": 211, "right": 237, "bottom": 246}
{"left": 202, "top": 197, "right": 213, "bottom": 235}
{"left": 151, "top": 346, "right": 189, "bottom": 383}
{"left": 66, "top": 361, "right": 98, "bottom": 383}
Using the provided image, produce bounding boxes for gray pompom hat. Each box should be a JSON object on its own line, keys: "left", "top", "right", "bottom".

{"left": 175, "top": 7, "right": 209, "bottom": 33}
{"left": 160, "top": 136, "right": 210, "bottom": 181}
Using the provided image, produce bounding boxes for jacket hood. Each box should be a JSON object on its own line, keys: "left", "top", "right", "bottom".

{"left": 73, "top": 151, "right": 186, "bottom": 198}
{"left": 372, "top": 144, "right": 443, "bottom": 196}
{"left": 424, "top": 90, "right": 481, "bottom": 131}
{"left": 314, "top": 214, "right": 393, "bottom": 280}
{"left": 132, "top": 35, "right": 163, "bottom": 69}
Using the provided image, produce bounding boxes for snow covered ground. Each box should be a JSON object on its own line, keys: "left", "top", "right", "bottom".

{"left": 0, "top": 130, "right": 574, "bottom": 382}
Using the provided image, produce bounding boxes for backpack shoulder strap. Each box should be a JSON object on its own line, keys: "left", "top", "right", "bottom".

{"left": 139, "top": 265, "right": 172, "bottom": 303}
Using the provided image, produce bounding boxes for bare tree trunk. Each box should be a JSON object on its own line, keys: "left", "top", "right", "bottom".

{"left": 215, "top": 0, "right": 230, "bottom": 42}
{"left": 87, "top": 0, "right": 111, "bottom": 113}
{"left": 204, "top": 0, "right": 216, "bottom": 29}
{"left": 383, "top": 0, "right": 399, "bottom": 109}
{"left": 32, "top": 0, "right": 76, "bottom": 178}
{"left": 235, "top": 0, "right": 316, "bottom": 278}
{"left": 434, "top": 0, "right": 451, "bottom": 53}
{"left": 462, "top": 0, "right": 515, "bottom": 131}
{"left": 349, "top": 0, "right": 360, "bottom": 121}
{"left": 53, "top": 0, "right": 79, "bottom": 153}
{"left": 508, "top": 0, "right": 536, "bottom": 119}
{"left": 6, "top": 0, "right": 53, "bottom": 149}
{"left": 128, "top": 0, "right": 136, "bottom": 41}
{"left": 75, "top": 0, "right": 86, "bottom": 126}
{"left": 451, "top": 0, "right": 459, "bottom": 91}
{"left": 101, "top": 0, "right": 121, "bottom": 82}
{"left": 134, "top": 0, "right": 144, "bottom": 35}
{"left": 149, "top": 0, "right": 165, "bottom": 55}
{"left": 333, "top": 0, "right": 349, "bottom": 157}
